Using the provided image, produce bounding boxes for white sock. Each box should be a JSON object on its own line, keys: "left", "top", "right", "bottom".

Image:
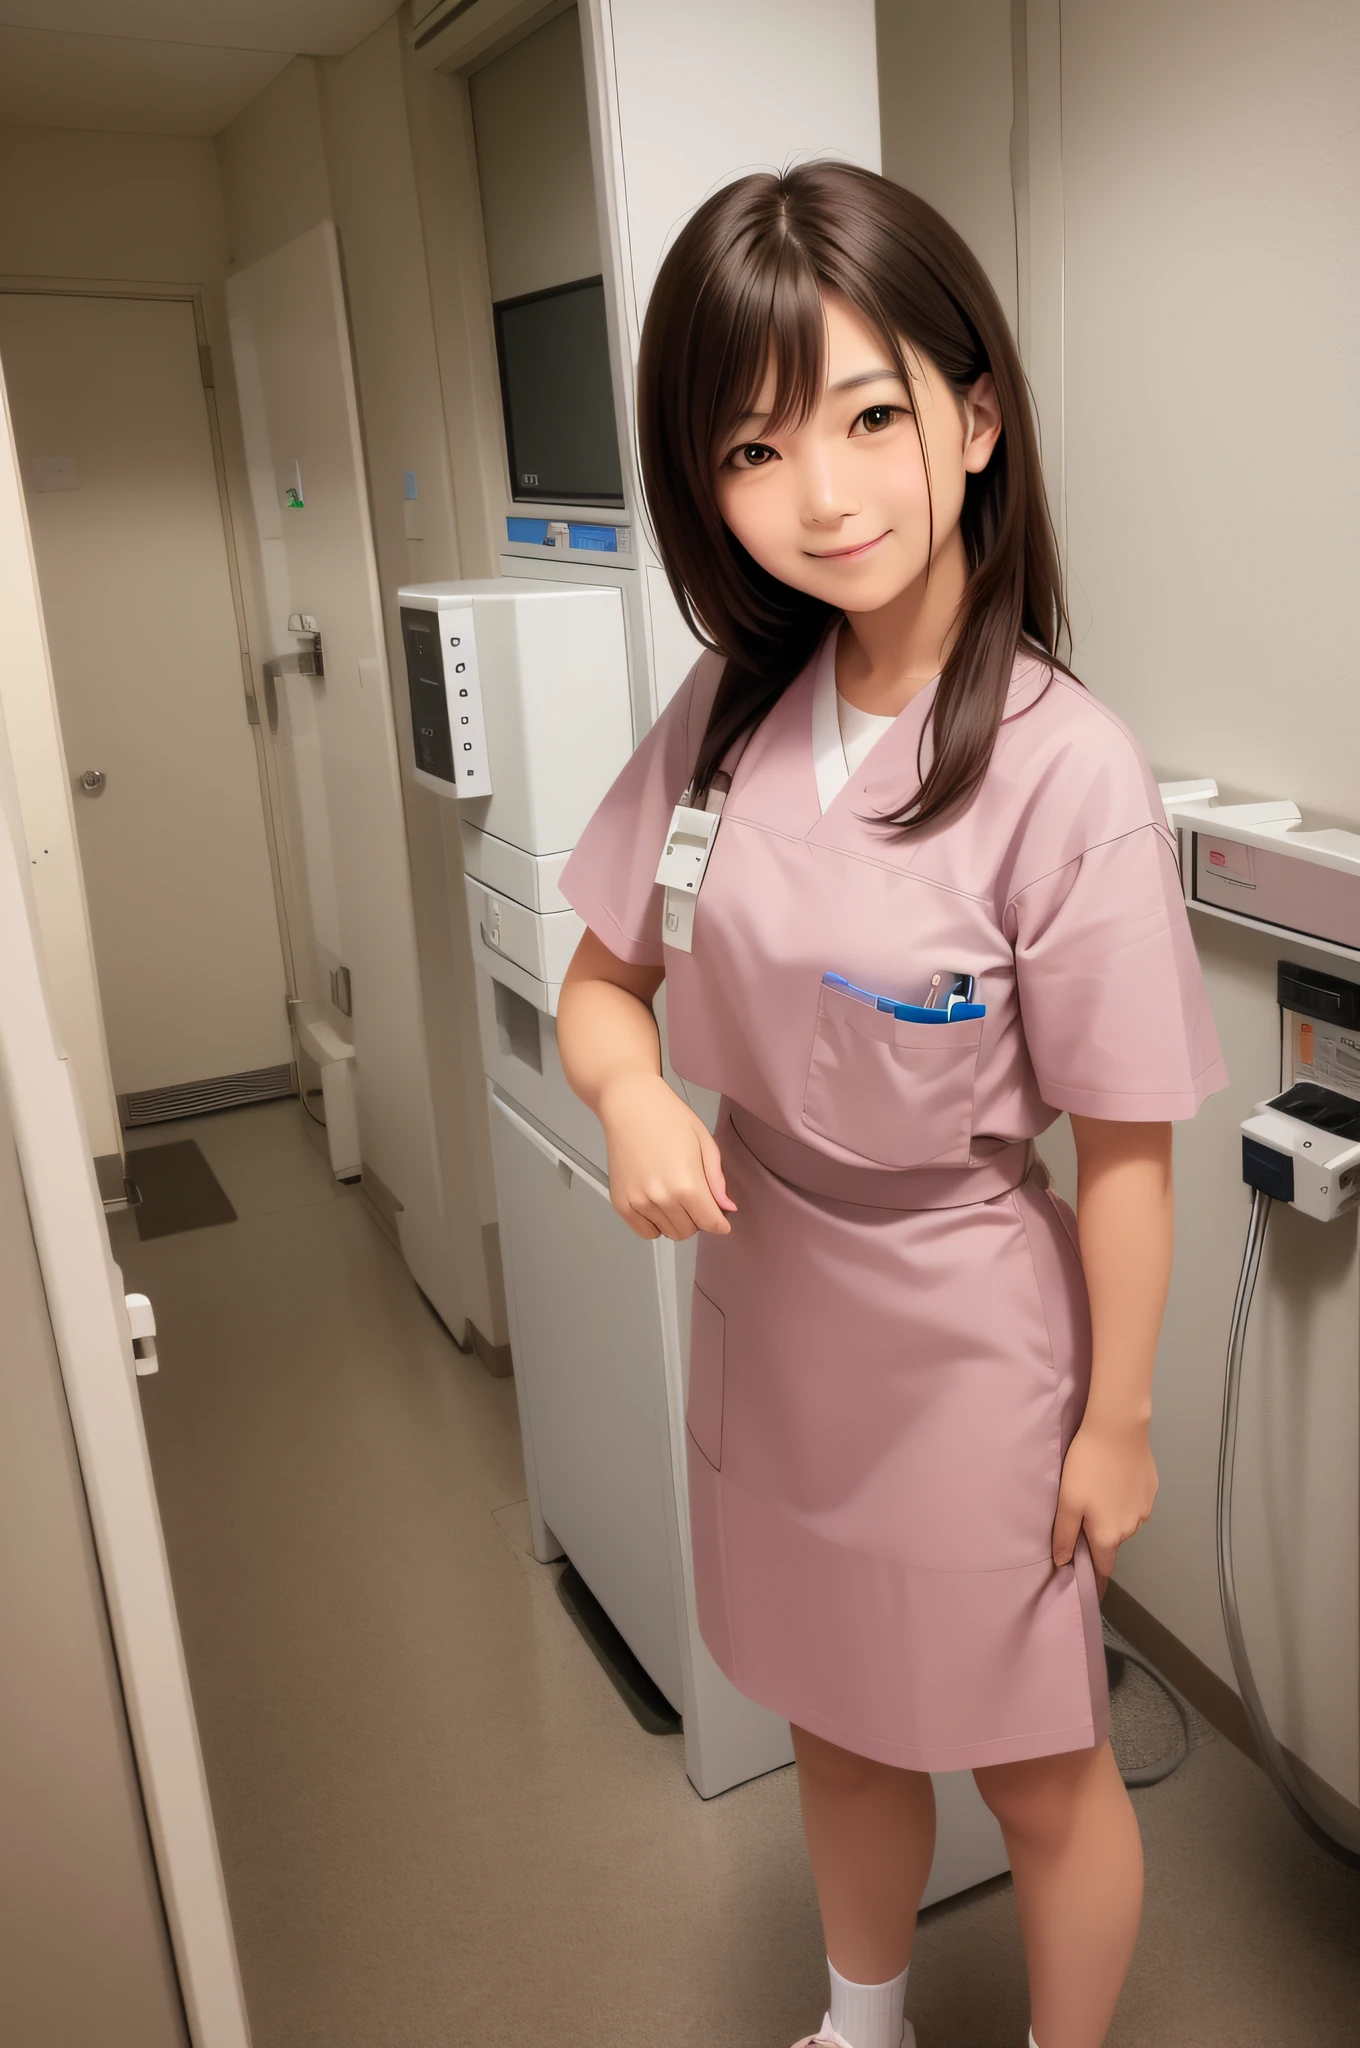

{"left": 823, "top": 1957, "right": 912, "bottom": 2048}
{"left": 1029, "top": 2032, "right": 1040, "bottom": 2048}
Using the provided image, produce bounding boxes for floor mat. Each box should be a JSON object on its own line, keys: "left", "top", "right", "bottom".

{"left": 129, "top": 1139, "right": 237, "bottom": 1241}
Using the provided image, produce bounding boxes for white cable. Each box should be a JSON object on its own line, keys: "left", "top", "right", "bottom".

{"left": 1217, "top": 1189, "right": 1360, "bottom": 1866}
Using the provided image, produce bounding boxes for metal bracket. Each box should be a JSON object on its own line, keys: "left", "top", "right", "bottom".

{"left": 264, "top": 631, "right": 324, "bottom": 679}
{"left": 125, "top": 1292, "right": 159, "bottom": 1376}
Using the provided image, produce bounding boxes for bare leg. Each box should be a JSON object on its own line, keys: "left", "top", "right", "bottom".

{"left": 791, "top": 1722, "right": 938, "bottom": 1984}
{"left": 973, "top": 1739, "right": 1142, "bottom": 2048}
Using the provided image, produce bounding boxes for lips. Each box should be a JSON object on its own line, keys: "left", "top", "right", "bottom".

{"left": 808, "top": 530, "right": 890, "bottom": 560}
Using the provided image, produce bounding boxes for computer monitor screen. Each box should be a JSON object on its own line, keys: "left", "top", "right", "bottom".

{"left": 493, "top": 276, "right": 624, "bottom": 507}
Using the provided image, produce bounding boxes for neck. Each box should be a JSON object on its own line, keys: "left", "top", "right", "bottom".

{"left": 836, "top": 527, "right": 969, "bottom": 716}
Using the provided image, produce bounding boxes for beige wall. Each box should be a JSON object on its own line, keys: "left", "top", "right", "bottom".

{"left": 217, "top": 29, "right": 506, "bottom": 1345}
{"left": 877, "top": 0, "right": 1360, "bottom": 1800}
{"left": 877, "top": 0, "right": 1018, "bottom": 329}
{"left": 0, "top": 126, "right": 228, "bottom": 285}
{"left": 216, "top": 59, "right": 331, "bottom": 275}
{"left": 0, "top": 124, "right": 285, "bottom": 1155}
{"left": 0, "top": 98, "right": 504, "bottom": 1337}
{"left": 469, "top": 5, "right": 600, "bottom": 304}
{"left": 0, "top": 127, "right": 242, "bottom": 1165}
{"left": 1058, "top": 0, "right": 1360, "bottom": 1802}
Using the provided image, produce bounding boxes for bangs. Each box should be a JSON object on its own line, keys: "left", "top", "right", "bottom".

{"left": 703, "top": 234, "right": 829, "bottom": 464}
{"left": 701, "top": 238, "right": 920, "bottom": 473}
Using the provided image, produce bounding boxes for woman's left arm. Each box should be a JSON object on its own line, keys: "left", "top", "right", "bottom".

{"left": 1052, "top": 1115, "right": 1175, "bottom": 1595}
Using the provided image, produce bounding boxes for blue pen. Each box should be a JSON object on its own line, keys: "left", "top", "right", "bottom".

{"left": 822, "top": 972, "right": 881, "bottom": 1007}
{"left": 823, "top": 970, "right": 984, "bottom": 1024}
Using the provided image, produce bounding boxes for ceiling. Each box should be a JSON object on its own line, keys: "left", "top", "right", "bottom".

{"left": 0, "top": 3, "right": 407, "bottom": 137}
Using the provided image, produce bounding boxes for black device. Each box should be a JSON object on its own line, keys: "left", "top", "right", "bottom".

{"left": 922, "top": 970, "right": 975, "bottom": 1009}
{"left": 401, "top": 606, "right": 453, "bottom": 786}
{"left": 493, "top": 275, "right": 625, "bottom": 507}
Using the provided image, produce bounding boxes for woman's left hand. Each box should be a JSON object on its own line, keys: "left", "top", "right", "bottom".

{"left": 1052, "top": 1418, "right": 1159, "bottom": 1597}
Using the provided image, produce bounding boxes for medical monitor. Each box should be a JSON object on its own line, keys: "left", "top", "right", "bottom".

{"left": 493, "top": 276, "right": 624, "bottom": 508}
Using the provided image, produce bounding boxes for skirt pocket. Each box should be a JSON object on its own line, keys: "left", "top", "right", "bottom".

{"left": 801, "top": 981, "right": 982, "bottom": 1168}
{"left": 687, "top": 1284, "right": 726, "bottom": 1470}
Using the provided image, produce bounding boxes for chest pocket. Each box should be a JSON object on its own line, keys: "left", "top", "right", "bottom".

{"left": 802, "top": 980, "right": 983, "bottom": 1169}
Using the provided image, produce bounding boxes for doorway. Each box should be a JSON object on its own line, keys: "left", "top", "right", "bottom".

{"left": 0, "top": 289, "right": 291, "bottom": 1125}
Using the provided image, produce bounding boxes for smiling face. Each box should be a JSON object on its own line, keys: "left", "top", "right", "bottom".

{"left": 712, "top": 291, "right": 1001, "bottom": 619}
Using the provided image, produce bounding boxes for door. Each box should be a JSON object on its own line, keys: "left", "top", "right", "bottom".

{"left": 226, "top": 224, "right": 460, "bottom": 1335}
{"left": 0, "top": 1056, "right": 189, "bottom": 2048}
{"left": 0, "top": 474, "right": 250, "bottom": 2046}
{"left": 0, "top": 292, "right": 290, "bottom": 1110}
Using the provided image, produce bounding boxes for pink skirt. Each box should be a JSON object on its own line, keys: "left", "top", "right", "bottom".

{"left": 687, "top": 1103, "right": 1109, "bottom": 1773}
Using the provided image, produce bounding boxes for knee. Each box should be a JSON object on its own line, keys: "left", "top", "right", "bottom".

{"left": 972, "top": 1751, "right": 1089, "bottom": 1842}
{"left": 792, "top": 1724, "right": 901, "bottom": 1799}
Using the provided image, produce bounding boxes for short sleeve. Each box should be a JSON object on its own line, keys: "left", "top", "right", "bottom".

{"left": 558, "top": 654, "right": 715, "bottom": 967}
{"left": 1007, "top": 822, "right": 1229, "bottom": 1119}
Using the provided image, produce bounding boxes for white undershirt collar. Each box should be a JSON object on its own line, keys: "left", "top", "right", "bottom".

{"left": 811, "top": 624, "right": 926, "bottom": 815}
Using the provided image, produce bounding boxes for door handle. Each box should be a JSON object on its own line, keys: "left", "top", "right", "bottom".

{"left": 79, "top": 768, "right": 107, "bottom": 795}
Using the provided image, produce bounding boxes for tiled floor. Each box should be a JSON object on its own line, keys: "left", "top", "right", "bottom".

{"left": 109, "top": 1101, "right": 1360, "bottom": 2048}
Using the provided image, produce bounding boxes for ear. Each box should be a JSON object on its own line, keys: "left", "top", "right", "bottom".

{"left": 960, "top": 371, "right": 1003, "bottom": 474}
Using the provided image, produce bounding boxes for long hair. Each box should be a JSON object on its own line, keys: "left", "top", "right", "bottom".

{"left": 636, "top": 160, "right": 1072, "bottom": 830}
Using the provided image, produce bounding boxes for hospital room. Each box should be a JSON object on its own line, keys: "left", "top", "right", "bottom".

{"left": 3, "top": 2, "right": 1359, "bottom": 2044}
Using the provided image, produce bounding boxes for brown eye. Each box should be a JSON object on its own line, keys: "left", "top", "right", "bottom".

{"left": 726, "top": 441, "right": 777, "bottom": 469}
{"left": 856, "top": 405, "right": 900, "bottom": 434}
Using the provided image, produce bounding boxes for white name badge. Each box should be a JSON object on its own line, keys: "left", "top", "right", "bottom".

{"left": 655, "top": 801, "right": 720, "bottom": 954}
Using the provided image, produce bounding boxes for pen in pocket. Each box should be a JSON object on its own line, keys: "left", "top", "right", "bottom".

{"left": 822, "top": 970, "right": 985, "bottom": 1023}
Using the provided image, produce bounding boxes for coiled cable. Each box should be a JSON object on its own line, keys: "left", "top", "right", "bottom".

{"left": 1103, "top": 1625, "right": 1195, "bottom": 1788}
{"left": 1218, "top": 1188, "right": 1360, "bottom": 1868}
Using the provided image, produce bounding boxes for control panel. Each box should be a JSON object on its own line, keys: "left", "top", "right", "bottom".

{"left": 400, "top": 601, "right": 492, "bottom": 798}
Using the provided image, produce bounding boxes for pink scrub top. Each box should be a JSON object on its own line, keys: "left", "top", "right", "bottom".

{"left": 560, "top": 627, "right": 1228, "bottom": 1772}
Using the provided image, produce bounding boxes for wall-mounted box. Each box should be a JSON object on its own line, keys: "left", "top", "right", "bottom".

{"left": 397, "top": 578, "right": 632, "bottom": 846}
{"left": 1160, "top": 781, "right": 1360, "bottom": 965}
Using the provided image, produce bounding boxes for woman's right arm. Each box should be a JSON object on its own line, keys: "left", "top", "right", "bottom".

{"left": 556, "top": 927, "right": 735, "bottom": 1242}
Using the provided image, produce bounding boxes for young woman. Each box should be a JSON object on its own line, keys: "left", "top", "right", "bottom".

{"left": 554, "top": 162, "right": 1226, "bottom": 2048}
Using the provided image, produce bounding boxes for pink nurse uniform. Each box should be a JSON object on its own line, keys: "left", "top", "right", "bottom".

{"left": 559, "top": 626, "right": 1228, "bottom": 1772}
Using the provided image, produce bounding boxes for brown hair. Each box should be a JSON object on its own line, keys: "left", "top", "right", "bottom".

{"left": 636, "top": 160, "right": 1073, "bottom": 831}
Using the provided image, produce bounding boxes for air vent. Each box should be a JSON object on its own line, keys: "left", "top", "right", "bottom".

{"left": 409, "top": 0, "right": 549, "bottom": 70}
{"left": 121, "top": 1063, "right": 296, "bottom": 1128}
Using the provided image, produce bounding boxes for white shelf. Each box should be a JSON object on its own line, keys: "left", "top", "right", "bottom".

{"left": 1159, "top": 779, "right": 1360, "bottom": 959}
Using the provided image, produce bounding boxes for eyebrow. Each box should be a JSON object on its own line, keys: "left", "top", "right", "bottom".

{"left": 733, "top": 368, "right": 906, "bottom": 429}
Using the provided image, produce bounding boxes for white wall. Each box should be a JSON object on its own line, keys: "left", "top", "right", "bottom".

{"left": 1058, "top": 0, "right": 1360, "bottom": 1804}
{"left": 877, "top": 0, "right": 1018, "bottom": 329}
{"left": 877, "top": 0, "right": 1360, "bottom": 1802}
{"left": 470, "top": 6, "right": 600, "bottom": 303}
{"left": 217, "top": 32, "right": 507, "bottom": 1348}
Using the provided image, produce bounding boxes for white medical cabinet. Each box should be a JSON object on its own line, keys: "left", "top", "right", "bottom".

{"left": 397, "top": 576, "right": 797, "bottom": 1798}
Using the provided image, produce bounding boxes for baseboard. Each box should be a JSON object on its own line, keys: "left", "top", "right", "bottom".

{"left": 469, "top": 1320, "right": 513, "bottom": 1379}
{"left": 357, "top": 1161, "right": 403, "bottom": 1248}
{"left": 1102, "top": 1579, "right": 1263, "bottom": 1764}
{"left": 1105, "top": 1580, "right": 1360, "bottom": 1831}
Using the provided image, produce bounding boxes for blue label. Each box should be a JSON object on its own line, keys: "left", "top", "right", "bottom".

{"left": 506, "top": 516, "right": 550, "bottom": 544}
{"left": 568, "top": 523, "right": 619, "bottom": 552}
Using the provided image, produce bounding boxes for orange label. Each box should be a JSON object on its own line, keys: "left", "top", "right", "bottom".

{"left": 1300, "top": 1020, "right": 1314, "bottom": 1064}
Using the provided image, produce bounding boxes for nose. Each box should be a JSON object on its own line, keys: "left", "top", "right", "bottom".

{"left": 796, "top": 444, "right": 859, "bottom": 528}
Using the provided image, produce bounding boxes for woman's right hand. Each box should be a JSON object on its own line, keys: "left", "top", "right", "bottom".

{"left": 597, "top": 1072, "right": 737, "bottom": 1241}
